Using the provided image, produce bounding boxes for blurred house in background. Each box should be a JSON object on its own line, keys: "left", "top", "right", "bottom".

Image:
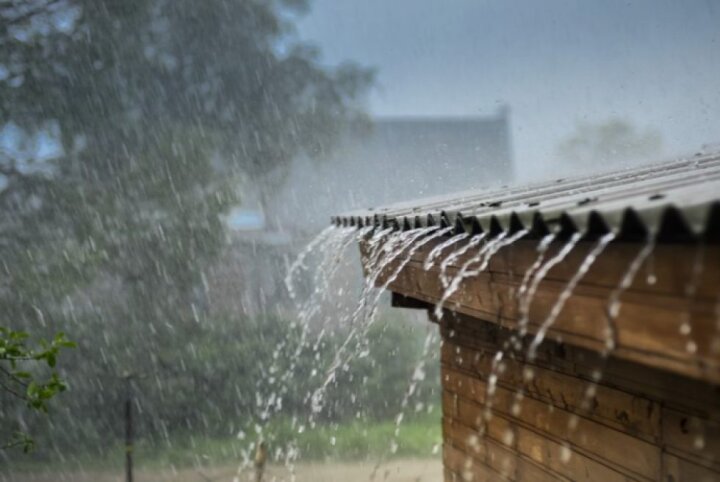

{"left": 204, "top": 230, "right": 294, "bottom": 318}
{"left": 270, "top": 107, "right": 515, "bottom": 231}
{"left": 210, "top": 108, "right": 514, "bottom": 317}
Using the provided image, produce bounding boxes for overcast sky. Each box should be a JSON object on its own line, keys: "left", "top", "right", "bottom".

{"left": 296, "top": 0, "right": 720, "bottom": 179}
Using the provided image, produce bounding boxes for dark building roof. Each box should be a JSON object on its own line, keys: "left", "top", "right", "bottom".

{"left": 267, "top": 110, "right": 513, "bottom": 230}
{"left": 333, "top": 152, "right": 720, "bottom": 243}
{"left": 352, "top": 113, "right": 514, "bottom": 192}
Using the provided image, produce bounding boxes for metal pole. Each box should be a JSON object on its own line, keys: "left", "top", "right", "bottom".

{"left": 125, "top": 375, "right": 133, "bottom": 482}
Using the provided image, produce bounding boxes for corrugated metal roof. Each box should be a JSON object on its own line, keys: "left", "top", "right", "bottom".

{"left": 332, "top": 152, "right": 720, "bottom": 242}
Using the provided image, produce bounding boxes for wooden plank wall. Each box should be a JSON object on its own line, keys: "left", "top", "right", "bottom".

{"left": 439, "top": 312, "right": 720, "bottom": 482}
{"left": 364, "top": 237, "right": 720, "bottom": 383}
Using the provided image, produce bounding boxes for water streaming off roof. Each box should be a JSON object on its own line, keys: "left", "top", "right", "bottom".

{"left": 4, "top": 1, "right": 720, "bottom": 480}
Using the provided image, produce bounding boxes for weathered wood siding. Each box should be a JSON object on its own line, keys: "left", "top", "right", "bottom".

{"left": 439, "top": 312, "right": 720, "bottom": 482}
{"left": 363, "top": 237, "right": 720, "bottom": 383}
{"left": 360, "top": 231, "right": 720, "bottom": 480}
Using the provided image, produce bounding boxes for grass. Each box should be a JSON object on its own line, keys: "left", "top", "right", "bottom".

{"left": 135, "top": 414, "right": 442, "bottom": 467}
{"left": 5, "top": 414, "right": 441, "bottom": 473}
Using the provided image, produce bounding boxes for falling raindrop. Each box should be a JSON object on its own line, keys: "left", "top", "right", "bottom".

{"left": 680, "top": 321, "right": 692, "bottom": 335}
{"left": 501, "top": 429, "right": 514, "bottom": 446}
{"left": 559, "top": 444, "right": 573, "bottom": 463}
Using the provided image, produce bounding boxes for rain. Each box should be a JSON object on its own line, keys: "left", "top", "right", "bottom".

{"left": 2, "top": 1, "right": 720, "bottom": 482}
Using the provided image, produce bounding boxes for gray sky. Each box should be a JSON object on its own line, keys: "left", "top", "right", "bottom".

{"left": 296, "top": 0, "right": 720, "bottom": 179}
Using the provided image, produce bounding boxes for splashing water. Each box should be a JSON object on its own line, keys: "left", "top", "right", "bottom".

{"left": 361, "top": 227, "right": 398, "bottom": 280}
{"left": 527, "top": 232, "right": 616, "bottom": 360}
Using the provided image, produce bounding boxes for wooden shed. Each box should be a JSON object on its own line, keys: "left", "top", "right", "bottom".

{"left": 333, "top": 154, "right": 720, "bottom": 481}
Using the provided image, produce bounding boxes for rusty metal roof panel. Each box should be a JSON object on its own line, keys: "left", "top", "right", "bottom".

{"left": 332, "top": 152, "right": 720, "bottom": 242}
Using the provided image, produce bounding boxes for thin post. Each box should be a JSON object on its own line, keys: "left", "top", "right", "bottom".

{"left": 124, "top": 374, "right": 133, "bottom": 482}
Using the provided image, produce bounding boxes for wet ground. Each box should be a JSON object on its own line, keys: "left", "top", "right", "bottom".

{"left": 4, "top": 458, "right": 441, "bottom": 482}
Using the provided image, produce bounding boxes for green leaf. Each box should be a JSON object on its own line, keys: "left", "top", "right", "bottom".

{"left": 27, "top": 381, "right": 38, "bottom": 396}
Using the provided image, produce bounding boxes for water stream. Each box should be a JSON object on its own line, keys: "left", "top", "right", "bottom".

{"left": 517, "top": 233, "right": 557, "bottom": 302}
{"left": 423, "top": 232, "right": 470, "bottom": 271}
{"left": 285, "top": 225, "right": 337, "bottom": 300}
{"left": 604, "top": 235, "right": 655, "bottom": 354}
{"left": 550, "top": 235, "right": 659, "bottom": 443}
{"left": 244, "top": 226, "right": 359, "bottom": 478}
{"left": 270, "top": 219, "right": 715, "bottom": 476}
{"left": 308, "top": 227, "right": 437, "bottom": 420}
{"left": 433, "top": 229, "right": 530, "bottom": 320}
{"left": 439, "top": 234, "right": 486, "bottom": 287}
{"left": 482, "top": 232, "right": 583, "bottom": 431}
{"left": 681, "top": 243, "right": 705, "bottom": 361}
{"left": 279, "top": 225, "right": 456, "bottom": 477}
{"left": 516, "top": 232, "right": 583, "bottom": 339}
{"left": 527, "top": 232, "right": 616, "bottom": 360}
{"left": 244, "top": 225, "right": 391, "bottom": 477}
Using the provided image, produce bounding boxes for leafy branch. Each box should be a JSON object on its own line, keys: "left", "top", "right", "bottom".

{"left": 0, "top": 327, "right": 76, "bottom": 452}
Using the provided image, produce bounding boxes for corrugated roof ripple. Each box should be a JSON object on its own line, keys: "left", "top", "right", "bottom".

{"left": 332, "top": 152, "right": 720, "bottom": 242}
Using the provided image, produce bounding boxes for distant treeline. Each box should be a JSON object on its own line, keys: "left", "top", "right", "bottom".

{"left": 4, "top": 313, "right": 439, "bottom": 461}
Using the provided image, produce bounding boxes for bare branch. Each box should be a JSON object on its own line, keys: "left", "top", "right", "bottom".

{"left": 0, "top": 365, "right": 29, "bottom": 387}
{"left": 0, "top": 377, "right": 26, "bottom": 401}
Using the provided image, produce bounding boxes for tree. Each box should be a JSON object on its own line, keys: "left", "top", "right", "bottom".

{"left": 557, "top": 118, "right": 663, "bottom": 168}
{"left": 0, "top": 0, "right": 372, "bottom": 452}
